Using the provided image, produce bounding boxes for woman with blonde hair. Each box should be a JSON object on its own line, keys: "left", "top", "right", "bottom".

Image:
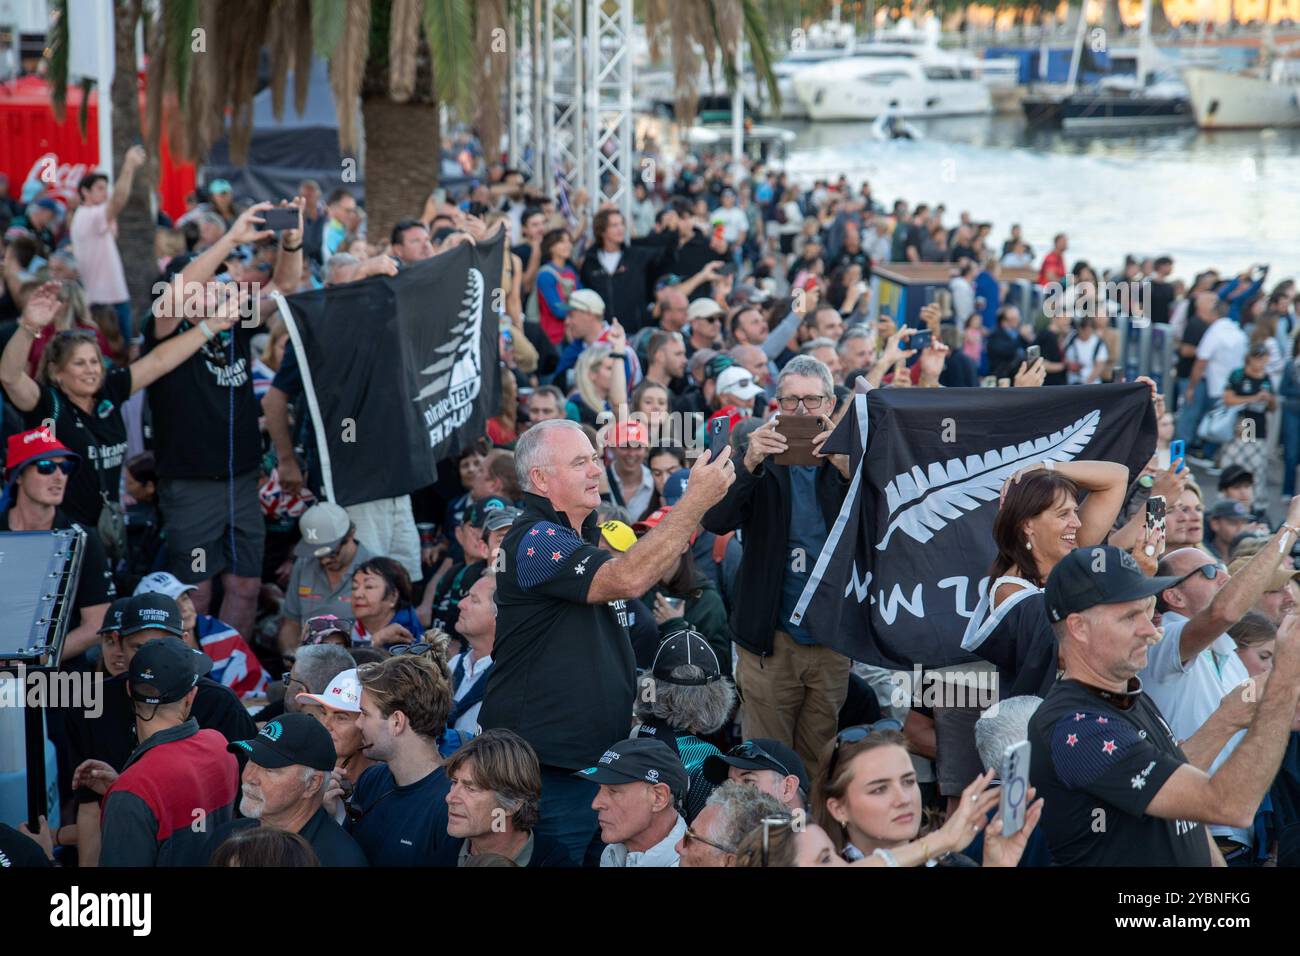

{"left": 568, "top": 343, "right": 627, "bottom": 427}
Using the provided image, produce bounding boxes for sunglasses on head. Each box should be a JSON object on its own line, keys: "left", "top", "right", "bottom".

{"left": 32, "top": 458, "right": 75, "bottom": 477}
{"left": 827, "top": 719, "right": 903, "bottom": 781}
{"left": 729, "top": 741, "right": 793, "bottom": 780}
{"left": 760, "top": 814, "right": 795, "bottom": 868}
{"left": 389, "top": 642, "right": 434, "bottom": 657}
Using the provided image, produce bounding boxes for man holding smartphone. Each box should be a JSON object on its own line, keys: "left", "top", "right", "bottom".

{"left": 702, "top": 355, "right": 851, "bottom": 781}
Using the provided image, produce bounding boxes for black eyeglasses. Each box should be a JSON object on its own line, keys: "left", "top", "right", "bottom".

{"left": 33, "top": 459, "right": 76, "bottom": 477}
{"left": 389, "top": 642, "right": 434, "bottom": 656}
{"left": 729, "top": 741, "right": 793, "bottom": 780}
{"left": 827, "top": 719, "right": 903, "bottom": 782}
{"left": 684, "top": 827, "right": 734, "bottom": 855}
{"left": 282, "top": 671, "right": 306, "bottom": 689}
{"left": 776, "top": 394, "right": 830, "bottom": 412}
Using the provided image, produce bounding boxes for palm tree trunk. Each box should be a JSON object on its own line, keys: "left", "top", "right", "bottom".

{"left": 1102, "top": 0, "right": 1123, "bottom": 39}
{"left": 1149, "top": 0, "right": 1173, "bottom": 34}
{"left": 111, "top": 0, "right": 155, "bottom": 321}
{"left": 361, "top": 96, "right": 441, "bottom": 244}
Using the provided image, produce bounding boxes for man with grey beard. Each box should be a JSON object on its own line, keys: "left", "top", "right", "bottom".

{"left": 213, "top": 713, "right": 368, "bottom": 866}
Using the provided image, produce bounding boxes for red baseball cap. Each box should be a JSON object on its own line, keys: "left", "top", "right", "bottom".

{"left": 609, "top": 421, "right": 648, "bottom": 447}
{"left": 5, "top": 427, "right": 78, "bottom": 479}
{"left": 633, "top": 505, "right": 697, "bottom": 544}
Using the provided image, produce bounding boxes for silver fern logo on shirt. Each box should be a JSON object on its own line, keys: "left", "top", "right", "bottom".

{"left": 414, "top": 267, "right": 484, "bottom": 448}
{"left": 875, "top": 410, "right": 1100, "bottom": 550}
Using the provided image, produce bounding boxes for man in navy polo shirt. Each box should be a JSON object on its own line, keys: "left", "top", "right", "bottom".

{"left": 480, "top": 419, "right": 735, "bottom": 862}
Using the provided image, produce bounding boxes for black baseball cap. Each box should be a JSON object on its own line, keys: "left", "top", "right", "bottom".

{"left": 650, "top": 629, "right": 722, "bottom": 685}
{"left": 1218, "top": 465, "right": 1254, "bottom": 491}
{"left": 1044, "top": 546, "right": 1182, "bottom": 623}
{"left": 128, "top": 636, "right": 213, "bottom": 705}
{"left": 575, "top": 738, "right": 689, "bottom": 799}
{"left": 1207, "top": 498, "right": 1251, "bottom": 521}
{"left": 228, "top": 713, "right": 337, "bottom": 772}
{"left": 119, "top": 592, "right": 184, "bottom": 639}
{"left": 465, "top": 495, "right": 510, "bottom": 529}
{"left": 703, "top": 738, "right": 810, "bottom": 795}
{"left": 98, "top": 596, "right": 133, "bottom": 635}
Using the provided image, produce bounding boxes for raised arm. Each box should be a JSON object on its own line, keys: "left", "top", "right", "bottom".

{"left": 128, "top": 283, "right": 243, "bottom": 393}
{"left": 0, "top": 281, "right": 60, "bottom": 412}
{"left": 1146, "top": 612, "right": 1300, "bottom": 829}
{"left": 587, "top": 446, "right": 735, "bottom": 603}
{"left": 267, "top": 197, "right": 306, "bottom": 296}
{"left": 105, "top": 145, "right": 147, "bottom": 224}
{"left": 1058, "top": 460, "right": 1131, "bottom": 547}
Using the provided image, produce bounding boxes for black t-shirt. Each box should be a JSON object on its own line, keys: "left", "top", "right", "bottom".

{"left": 1176, "top": 314, "right": 1209, "bottom": 380}
{"left": 345, "top": 763, "right": 457, "bottom": 866}
{"left": 213, "top": 807, "right": 369, "bottom": 866}
{"left": 480, "top": 493, "right": 636, "bottom": 770}
{"left": 1035, "top": 329, "right": 1068, "bottom": 387}
{"left": 1226, "top": 368, "right": 1273, "bottom": 439}
{"left": 967, "top": 589, "right": 1058, "bottom": 699}
{"left": 0, "top": 824, "right": 52, "bottom": 867}
{"left": 141, "top": 316, "right": 262, "bottom": 479}
{"left": 27, "top": 368, "right": 133, "bottom": 527}
{"left": 0, "top": 508, "right": 116, "bottom": 631}
{"left": 1029, "top": 678, "right": 1211, "bottom": 867}
{"left": 64, "top": 673, "right": 257, "bottom": 804}
{"left": 1148, "top": 280, "right": 1175, "bottom": 326}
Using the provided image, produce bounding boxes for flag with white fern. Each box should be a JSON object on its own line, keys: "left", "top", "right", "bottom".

{"left": 791, "top": 383, "right": 1155, "bottom": 668}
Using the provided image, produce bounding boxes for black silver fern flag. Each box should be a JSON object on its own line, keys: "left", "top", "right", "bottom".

{"left": 791, "top": 384, "right": 1155, "bottom": 669}
{"left": 274, "top": 235, "right": 503, "bottom": 506}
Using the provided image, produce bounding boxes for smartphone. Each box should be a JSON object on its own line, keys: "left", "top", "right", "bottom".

{"left": 707, "top": 415, "right": 732, "bottom": 462}
{"left": 720, "top": 261, "right": 738, "bottom": 278}
{"left": 980, "top": 376, "right": 998, "bottom": 388}
{"left": 1169, "top": 439, "right": 1185, "bottom": 473}
{"left": 1026, "top": 344, "right": 1041, "bottom": 365}
{"left": 260, "top": 207, "right": 299, "bottom": 231}
{"left": 999, "top": 740, "right": 1031, "bottom": 838}
{"left": 909, "top": 329, "right": 932, "bottom": 352}
{"left": 1146, "top": 495, "right": 1166, "bottom": 539}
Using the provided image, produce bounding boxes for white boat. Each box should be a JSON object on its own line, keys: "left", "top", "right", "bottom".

{"left": 791, "top": 19, "right": 1017, "bottom": 120}
{"left": 1183, "top": 60, "right": 1300, "bottom": 129}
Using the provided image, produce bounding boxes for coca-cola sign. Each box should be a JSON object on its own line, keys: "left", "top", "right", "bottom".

{"left": 23, "top": 152, "right": 92, "bottom": 205}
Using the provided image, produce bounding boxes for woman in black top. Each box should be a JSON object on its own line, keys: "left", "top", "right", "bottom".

{"left": 0, "top": 281, "right": 244, "bottom": 527}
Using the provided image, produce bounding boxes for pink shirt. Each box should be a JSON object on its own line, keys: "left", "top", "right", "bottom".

{"left": 69, "top": 202, "right": 129, "bottom": 304}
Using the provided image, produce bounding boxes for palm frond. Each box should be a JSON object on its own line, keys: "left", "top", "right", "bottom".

{"left": 48, "top": 0, "right": 69, "bottom": 123}
{"left": 420, "top": 0, "right": 474, "bottom": 114}
{"left": 389, "top": 0, "right": 421, "bottom": 103}
{"left": 78, "top": 77, "right": 94, "bottom": 140}
{"left": 292, "top": 0, "right": 314, "bottom": 114}
{"left": 740, "top": 0, "right": 780, "bottom": 111}
{"left": 330, "top": 0, "right": 372, "bottom": 154}
{"left": 166, "top": 0, "right": 199, "bottom": 105}
{"left": 267, "top": 0, "right": 297, "bottom": 120}
{"left": 313, "top": 0, "right": 346, "bottom": 59}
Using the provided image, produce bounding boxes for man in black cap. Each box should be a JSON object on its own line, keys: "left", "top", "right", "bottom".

{"left": 1029, "top": 545, "right": 1300, "bottom": 866}
{"left": 1204, "top": 498, "right": 1254, "bottom": 562}
{"left": 1218, "top": 464, "right": 1255, "bottom": 508}
{"left": 703, "top": 738, "right": 810, "bottom": 813}
{"left": 67, "top": 593, "right": 256, "bottom": 865}
{"left": 579, "top": 737, "right": 690, "bottom": 867}
{"left": 212, "top": 714, "right": 367, "bottom": 867}
{"left": 427, "top": 495, "right": 504, "bottom": 634}
{"left": 94, "top": 637, "right": 240, "bottom": 866}
{"left": 631, "top": 629, "right": 734, "bottom": 821}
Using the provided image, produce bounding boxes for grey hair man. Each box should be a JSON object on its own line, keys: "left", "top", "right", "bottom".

{"left": 480, "top": 418, "right": 735, "bottom": 863}
{"left": 322, "top": 250, "right": 398, "bottom": 287}
{"left": 702, "top": 354, "right": 852, "bottom": 782}
{"left": 837, "top": 326, "right": 876, "bottom": 376}
{"left": 285, "top": 643, "right": 355, "bottom": 716}
{"left": 974, "top": 695, "right": 1043, "bottom": 774}
{"left": 676, "top": 780, "right": 785, "bottom": 867}
{"left": 800, "top": 336, "right": 843, "bottom": 384}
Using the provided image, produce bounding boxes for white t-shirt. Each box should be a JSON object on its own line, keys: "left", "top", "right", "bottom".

{"left": 1196, "top": 318, "right": 1249, "bottom": 398}
{"left": 710, "top": 206, "right": 749, "bottom": 244}
{"left": 596, "top": 248, "right": 623, "bottom": 276}
{"left": 1139, "top": 610, "right": 1251, "bottom": 846}
{"left": 69, "top": 202, "right": 129, "bottom": 304}
{"left": 1065, "top": 334, "right": 1109, "bottom": 385}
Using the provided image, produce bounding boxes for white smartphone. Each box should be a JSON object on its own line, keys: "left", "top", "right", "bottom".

{"left": 999, "top": 739, "right": 1031, "bottom": 838}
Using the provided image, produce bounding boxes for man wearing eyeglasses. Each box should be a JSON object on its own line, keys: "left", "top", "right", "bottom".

{"left": 703, "top": 355, "right": 852, "bottom": 781}
{"left": 1145, "top": 502, "right": 1300, "bottom": 863}
{"left": 677, "top": 779, "right": 786, "bottom": 868}
{"left": 1, "top": 428, "right": 114, "bottom": 659}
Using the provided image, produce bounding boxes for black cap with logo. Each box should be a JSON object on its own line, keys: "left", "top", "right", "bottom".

{"left": 128, "top": 637, "right": 213, "bottom": 704}
{"left": 574, "top": 738, "right": 689, "bottom": 799}
{"left": 97, "top": 596, "right": 133, "bottom": 635}
{"left": 1044, "top": 546, "right": 1182, "bottom": 624}
{"left": 119, "top": 592, "right": 184, "bottom": 639}
{"left": 228, "top": 713, "right": 337, "bottom": 772}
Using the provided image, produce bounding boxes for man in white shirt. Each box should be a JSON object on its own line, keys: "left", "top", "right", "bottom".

{"left": 580, "top": 737, "right": 689, "bottom": 867}
{"left": 1146, "top": 507, "right": 1300, "bottom": 861}
{"left": 70, "top": 145, "right": 146, "bottom": 340}
{"left": 1179, "top": 301, "right": 1248, "bottom": 453}
{"left": 710, "top": 189, "right": 748, "bottom": 246}
{"left": 448, "top": 575, "right": 497, "bottom": 735}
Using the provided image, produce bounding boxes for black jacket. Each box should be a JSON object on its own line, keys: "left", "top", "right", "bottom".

{"left": 579, "top": 239, "right": 676, "bottom": 334}
{"left": 702, "top": 456, "right": 850, "bottom": 657}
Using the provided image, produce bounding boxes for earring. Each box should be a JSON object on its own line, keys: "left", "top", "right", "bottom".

{"left": 1026, "top": 540, "right": 1033, "bottom": 551}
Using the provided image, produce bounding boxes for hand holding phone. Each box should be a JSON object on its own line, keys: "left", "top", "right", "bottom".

{"left": 1169, "top": 439, "right": 1185, "bottom": 473}
{"left": 999, "top": 740, "right": 1031, "bottom": 838}
{"left": 260, "top": 207, "right": 300, "bottom": 231}
{"left": 707, "top": 415, "right": 732, "bottom": 462}
{"left": 1026, "top": 344, "right": 1041, "bottom": 366}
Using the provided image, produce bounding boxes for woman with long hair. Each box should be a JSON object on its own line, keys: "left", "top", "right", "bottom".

{"left": 961, "top": 460, "right": 1131, "bottom": 699}
{"left": 0, "top": 281, "right": 245, "bottom": 529}
{"left": 809, "top": 726, "right": 1042, "bottom": 866}
{"left": 535, "top": 228, "right": 581, "bottom": 346}
{"left": 568, "top": 344, "right": 627, "bottom": 427}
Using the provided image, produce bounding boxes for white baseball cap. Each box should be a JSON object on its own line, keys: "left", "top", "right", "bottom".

{"left": 295, "top": 668, "right": 362, "bottom": 713}
{"left": 715, "top": 366, "right": 764, "bottom": 401}
{"left": 133, "top": 571, "right": 198, "bottom": 600}
{"left": 687, "top": 298, "right": 724, "bottom": 322}
{"left": 568, "top": 289, "right": 605, "bottom": 315}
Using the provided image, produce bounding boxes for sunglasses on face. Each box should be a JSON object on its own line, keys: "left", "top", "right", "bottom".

{"left": 1178, "top": 563, "right": 1221, "bottom": 585}
{"left": 32, "top": 458, "right": 76, "bottom": 477}
{"left": 827, "top": 719, "right": 904, "bottom": 782}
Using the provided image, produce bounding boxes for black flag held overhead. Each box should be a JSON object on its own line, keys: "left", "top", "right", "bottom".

{"left": 275, "top": 235, "right": 503, "bottom": 506}
{"left": 791, "top": 384, "right": 1155, "bottom": 669}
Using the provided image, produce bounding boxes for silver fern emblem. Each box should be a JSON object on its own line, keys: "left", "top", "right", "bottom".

{"left": 413, "top": 267, "right": 484, "bottom": 403}
{"left": 874, "top": 409, "right": 1100, "bottom": 550}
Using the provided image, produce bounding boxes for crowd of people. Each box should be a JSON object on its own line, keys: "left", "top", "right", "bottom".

{"left": 3, "top": 132, "right": 1300, "bottom": 870}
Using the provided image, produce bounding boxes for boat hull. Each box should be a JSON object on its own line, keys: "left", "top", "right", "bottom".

{"left": 1184, "top": 66, "right": 1300, "bottom": 129}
